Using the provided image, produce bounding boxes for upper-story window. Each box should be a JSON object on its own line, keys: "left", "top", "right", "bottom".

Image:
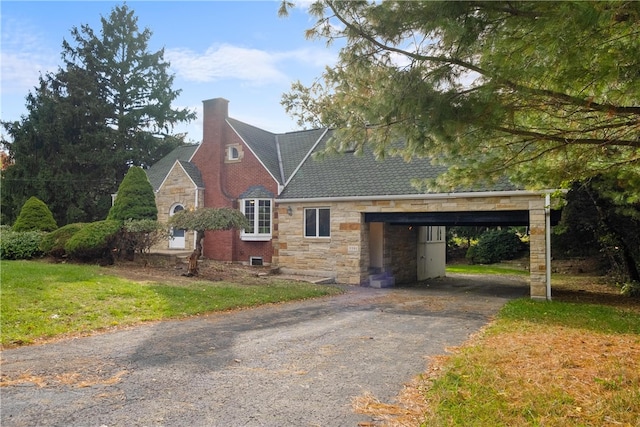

{"left": 226, "top": 144, "right": 242, "bottom": 162}
{"left": 241, "top": 199, "right": 272, "bottom": 241}
{"left": 304, "top": 207, "right": 330, "bottom": 238}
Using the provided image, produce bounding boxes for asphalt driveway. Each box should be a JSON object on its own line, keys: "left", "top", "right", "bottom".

{"left": 0, "top": 274, "right": 528, "bottom": 426}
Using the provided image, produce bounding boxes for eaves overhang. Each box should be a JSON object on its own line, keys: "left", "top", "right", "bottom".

{"left": 276, "top": 189, "right": 560, "bottom": 204}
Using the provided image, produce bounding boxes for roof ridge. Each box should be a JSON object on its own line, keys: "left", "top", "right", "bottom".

{"left": 275, "top": 134, "right": 286, "bottom": 185}
{"left": 227, "top": 116, "right": 276, "bottom": 135}
{"left": 284, "top": 128, "right": 330, "bottom": 187}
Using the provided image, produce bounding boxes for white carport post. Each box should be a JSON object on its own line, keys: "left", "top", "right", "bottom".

{"left": 545, "top": 193, "right": 552, "bottom": 300}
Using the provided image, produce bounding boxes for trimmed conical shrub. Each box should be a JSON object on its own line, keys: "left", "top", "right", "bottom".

{"left": 12, "top": 196, "right": 58, "bottom": 232}
{"left": 107, "top": 166, "right": 157, "bottom": 221}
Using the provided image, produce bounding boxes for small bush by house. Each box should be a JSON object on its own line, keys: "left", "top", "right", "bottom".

{"left": 64, "top": 220, "right": 122, "bottom": 263}
{"left": 40, "top": 223, "right": 87, "bottom": 258}
{"left": 0, "top": 229, "right": 45, "bottom": 260}
{"left": 466, "top": 229, "right": 526, "bottom": 264}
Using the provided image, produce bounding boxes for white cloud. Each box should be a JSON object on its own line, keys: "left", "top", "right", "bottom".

{"left": 166, "top": 44, "right": 336, "bottom": 86}
{"left": 1, "top": 52, "right": 53, "bottom": 93}
{"left": 0, "top": 17, "right": 58, "bottom": 96}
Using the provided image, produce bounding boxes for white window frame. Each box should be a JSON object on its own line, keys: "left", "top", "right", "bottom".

{"left": 240, "top": 198, "right": 272, "bottom": 241}
{"left": 226, "top": 144, "right": 241, "bottom": 162}
{"left": 304, "top": 207, "right": 331, "bottom": 238}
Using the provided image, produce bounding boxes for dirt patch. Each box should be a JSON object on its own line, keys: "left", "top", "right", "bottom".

{"left": 103, "top": 255, "right": 282, "bottom": 286}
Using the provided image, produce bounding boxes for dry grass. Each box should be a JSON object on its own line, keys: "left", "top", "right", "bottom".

{"left": 353, "top": 276, "right": 640, "bottom": 426}
{"left": 0, "top": 369, "right": 129, "bottom": 388}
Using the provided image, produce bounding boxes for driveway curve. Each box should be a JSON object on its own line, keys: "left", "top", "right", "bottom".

{"left": 1, "top": 274, "right": 527, "bottom": 426}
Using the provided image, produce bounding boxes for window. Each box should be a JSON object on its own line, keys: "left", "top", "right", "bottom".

{"left": 241, "top": 199, "right": 272, "bottom": 240}
{"left": 226, "top": 145, "right": 241, "bottom": 162}
{"left": 304, "top": 207, "right": 330, "bottom": 238}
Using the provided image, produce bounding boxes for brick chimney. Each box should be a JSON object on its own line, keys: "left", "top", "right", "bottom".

{"left": 192, "top": 97, "right": 235, "bottom": 260}
{"left": 202, "top": 98, "right": 229, "bottom": 146}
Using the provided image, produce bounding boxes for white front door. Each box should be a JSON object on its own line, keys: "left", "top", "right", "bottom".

{"left": 169, "top": 204, "right": 186, "bottom": 249}
{"left": 417, "top": 226, "right": 446, "bottom": 280}
{"left": 169, "top": 228, "right": 185, "bottom": 249}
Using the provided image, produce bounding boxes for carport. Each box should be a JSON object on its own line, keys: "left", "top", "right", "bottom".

{"left": 363, "top": 194, "right": 561, "bottom": 300}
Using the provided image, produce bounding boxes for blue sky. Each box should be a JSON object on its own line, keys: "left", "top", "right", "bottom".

{"left": 1, "top": 1, "right": 340, "bottom": 143}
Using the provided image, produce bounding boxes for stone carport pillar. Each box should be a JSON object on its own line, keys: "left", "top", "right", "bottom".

{"left": 529, "top": 198, "right": 549, "bottom": 300}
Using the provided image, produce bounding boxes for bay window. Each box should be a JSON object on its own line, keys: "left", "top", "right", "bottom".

{"left": 241, "top": 199, "right": 272, "bottom": 241}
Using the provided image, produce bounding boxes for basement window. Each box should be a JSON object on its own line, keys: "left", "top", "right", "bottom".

{"left": 249, "top": 256, "right": 263, "bottom": 266}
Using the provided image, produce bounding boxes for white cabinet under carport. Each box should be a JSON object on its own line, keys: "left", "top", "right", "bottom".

{"left": 417, "top": 226, "right": 446, "bottom": 281}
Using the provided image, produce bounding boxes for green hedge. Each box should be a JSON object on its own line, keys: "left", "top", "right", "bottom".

{"left": 466, "top": 229, "right": 525, "bottom": 264}
{"left": 65, "top": 220, "right": 122, "bottom": 262}
{"left": 0, "top": 229, "right": 45, "bottom": 260}
{"left": 12, "top": 196, "right": 58, "bottom": 232}
{"left": 40, "top": 223, "right": 86, "bottom": 258}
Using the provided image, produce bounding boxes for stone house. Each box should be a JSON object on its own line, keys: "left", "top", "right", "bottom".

{"left": 147, "top": 97, "right": 557, "bottom": 299}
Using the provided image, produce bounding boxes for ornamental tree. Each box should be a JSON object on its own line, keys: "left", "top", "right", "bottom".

{"left": 168, "top": 208, "right": 249, "bottom": 275}
{"left": 107, "top": 166, "right": 157, "bottom": 221}
{"left": 12, "top": 196, "right": 58, "bottom": 232}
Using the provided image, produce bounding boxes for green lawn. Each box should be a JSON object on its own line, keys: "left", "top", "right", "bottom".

{"left": 446, "top": 263, "right": 528, "bottom": 276}
{"left": 416, "top": 297, "right": 640, "bottom": 426}
{"left": 0, "top": 260, "right": 342, "bottom": 347}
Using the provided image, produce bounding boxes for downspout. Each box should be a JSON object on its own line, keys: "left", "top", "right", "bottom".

{"left": 545, "top": 193, "right": 552, "bottom": 300}
{"left": 194, "top": 187, "right": 200, "bottom": 250}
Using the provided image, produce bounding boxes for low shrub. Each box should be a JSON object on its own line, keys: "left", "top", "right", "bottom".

{"left": 40, "top": 223, "right": 86, "bottom": 258}
{"left": 467, "top": 229, "right": 525, "bottom": 264}
{"left": 0, "top": 229, "right": 45, "bottom": 260}
{"left": 64, "top": 220, "right": 122, "bottom": 263}
{"left": 621, "top": 281, "right": 640, "bottom": 298}
{"left": 115, "top": 219, "right": 168, "bottom": 260}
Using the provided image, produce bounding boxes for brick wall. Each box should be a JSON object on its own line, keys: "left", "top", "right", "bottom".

{"left": 191, "top": 98, "right": 277, "bottom": 263}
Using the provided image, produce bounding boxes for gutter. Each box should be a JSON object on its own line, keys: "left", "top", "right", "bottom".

{"left": 276, "top": 189, "right": 560, "bottom": 204}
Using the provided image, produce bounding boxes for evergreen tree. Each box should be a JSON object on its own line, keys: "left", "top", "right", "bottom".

{"left": 108, "top": 166, "right": 157, "bottom": 221}
{"left": 1, "top": 3, "right": 194, "bottom": 226}
{"left": 280, "top": 1, "right": 640, "bottom": 196}
{"left": 280, "top": 0, "right": 640, "bottom": 282}
{"left": 12, "top": 196, "right": 58, "bottom": 232}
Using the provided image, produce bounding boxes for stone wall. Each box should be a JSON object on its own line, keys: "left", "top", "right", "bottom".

{"left": 274, "top": 194, "right": 549, "bottom": 299}
{"left": 386, "top": 224, "right": 418, "bottom": 284}
{"left": 153, "top": 163, "right": 202, "bottom": 251}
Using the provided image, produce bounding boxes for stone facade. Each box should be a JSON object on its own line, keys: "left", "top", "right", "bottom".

{"left": 153, "top": 162, "right": 203, "bottom": 251}
{"left": 274, "top": 194, "right": 550, "bottom": 299}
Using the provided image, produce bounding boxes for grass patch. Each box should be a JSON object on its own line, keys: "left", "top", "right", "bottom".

{"left": 0, "top": 260, "right": 342, "bottom": 348}
{"left": 446, "top": 263, "right": 528, "bottom": 276}
{"left": 416, "top": 300, "right": 640, "bottom": 426}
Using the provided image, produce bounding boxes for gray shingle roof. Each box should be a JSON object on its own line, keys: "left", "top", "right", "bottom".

{"left": 277, "top": 128, "right": 328, "bottom": 183}
{"left": 278, "top": 133, "right": 519, "bottom": 199}
{"left": 145, "top": 145, "right": 198, "bottom": 191}
{"left": 148, "top": 119, "right": 520, "bottom": 200}
{"left": 239, "top": 185, "right": 275, "bottom": 199}
{"left": 227, "top": 118, "right": 282, "bottom": 183}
